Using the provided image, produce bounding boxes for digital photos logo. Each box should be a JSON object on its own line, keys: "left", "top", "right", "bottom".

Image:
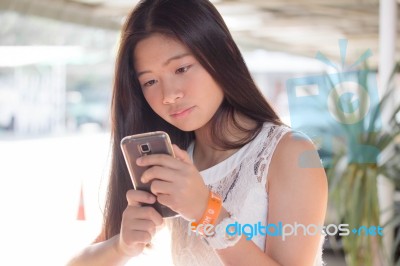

{"left": 188, "top": 220, "right": 384, "bottom": 241}
{"left": 286, "top": 39, "right": 382, "bottom": 167}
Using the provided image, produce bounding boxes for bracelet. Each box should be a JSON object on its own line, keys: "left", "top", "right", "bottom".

{"left": 202, "top": 214, "right": 242, "bottom": 250}
{"left": 191, "top": 190, "right": 222, "bottom": 235}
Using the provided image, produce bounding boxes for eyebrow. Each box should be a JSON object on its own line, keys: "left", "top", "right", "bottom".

{"left": 137, "top": 53, "right": 192, "bottom": 78}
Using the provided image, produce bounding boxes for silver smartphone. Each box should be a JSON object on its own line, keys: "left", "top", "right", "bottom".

{"left": 120, "top": 131, "right": 178, "bottom": 218}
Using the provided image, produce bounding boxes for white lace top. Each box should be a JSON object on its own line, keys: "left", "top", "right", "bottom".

{"left": 167, "top": 123, "right": 325, "bottom": 266}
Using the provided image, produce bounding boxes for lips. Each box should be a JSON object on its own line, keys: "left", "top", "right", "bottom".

{"left": 170, "top": 106, "right": 195, "bottom": 118}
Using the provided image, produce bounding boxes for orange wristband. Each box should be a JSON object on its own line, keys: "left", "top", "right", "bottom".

{"left": 191, "top": 191, "right": 222, "bottom": 235}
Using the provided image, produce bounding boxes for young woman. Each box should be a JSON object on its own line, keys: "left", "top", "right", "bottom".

{"left": 68, "top": 0, "right": 328, "bottom": 265}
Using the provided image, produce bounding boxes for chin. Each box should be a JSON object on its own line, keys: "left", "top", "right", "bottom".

{"left": 173, "top": 124, "right": 200, "bottom": 132}
{"left": 169, "top": 120, "right": 204, "bottom": 132}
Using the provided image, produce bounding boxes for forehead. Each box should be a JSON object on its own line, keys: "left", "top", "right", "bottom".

{"left": 134, "top": 33, "right": 191, "bottom": 69}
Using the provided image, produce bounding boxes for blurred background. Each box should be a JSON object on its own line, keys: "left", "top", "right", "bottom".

{"left": 0, "top": 0, "right": 399, "bottom": 265}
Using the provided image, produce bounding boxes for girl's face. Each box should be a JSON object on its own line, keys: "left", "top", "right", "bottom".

{"left": 134, "top": 33, "right": 224, "bottom": 132}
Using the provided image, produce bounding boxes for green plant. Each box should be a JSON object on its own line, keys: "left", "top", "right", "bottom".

{"left": 304, "top": 62, "right": 400, "bottom": 265}
{"left": 328, "top": 63, "right": 400, "bottom": 266}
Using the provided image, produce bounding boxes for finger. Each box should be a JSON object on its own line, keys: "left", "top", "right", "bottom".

{"left": 124, "top": 205, "right": 164, "bottom": 227}
{"left": 156, "top": 194, "right": 177, "bottom": 210}
{"left": 150, "top": 180, "right": 175, "bottom": 195}
{"left": 126, "top": 189, "right": 156, "bottom": 206}
{"left": 141, "top": 166, "right": 178, "bottom": 183}
{"left": 127, "top": 230, "right": 152, "bottom": 244}
{"left": 126, "top": 219, "right": 157, "bottom": 238}
{"left": 136, "top": 153, "right": 181, "bottom": 169}
{"left": 172, "top": 144, "right": 191, "bottom": 163}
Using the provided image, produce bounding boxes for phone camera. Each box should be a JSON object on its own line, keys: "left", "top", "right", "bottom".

{"left": 140, "top": 143, "right": 151, "bottom": 154}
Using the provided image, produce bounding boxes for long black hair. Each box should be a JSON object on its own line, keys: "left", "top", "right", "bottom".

{"left": 101, "top": 0, "right": 282, "bottom": 241}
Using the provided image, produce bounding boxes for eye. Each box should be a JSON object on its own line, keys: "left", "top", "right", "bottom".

{"left": 175, "top": 65, "right": 191, "bottom": 74}
{"left": 143, "top": 79, "right": 157, "bottom": 87}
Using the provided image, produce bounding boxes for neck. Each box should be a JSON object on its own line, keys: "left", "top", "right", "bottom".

{"left": 192, "top": 113, "right": 257, "bottom": 171}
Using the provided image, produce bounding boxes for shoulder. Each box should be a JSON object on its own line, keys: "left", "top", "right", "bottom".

{"left": 267, "top": 130, "right": 327, "bottom": 191}
{"left": 273, "top": 131, "right": 319, "bottom": 164}
{"left": 264, "top": 130, "right": 328, "bottom": 265}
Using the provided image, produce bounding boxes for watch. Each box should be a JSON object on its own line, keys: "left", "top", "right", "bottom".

{"left": 201, "top": 215, "right": 242, "bottom": 250}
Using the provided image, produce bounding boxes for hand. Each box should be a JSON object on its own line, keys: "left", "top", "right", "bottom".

{"left": 138, "top": 144, "right": 209, "bottom": 222}
{"left": 118, "top": 190, "right": 163, "bottom": 257}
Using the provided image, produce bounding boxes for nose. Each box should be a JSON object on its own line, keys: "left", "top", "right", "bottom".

{"left": 162, "top": 83, "right": 184, "bottom": 104}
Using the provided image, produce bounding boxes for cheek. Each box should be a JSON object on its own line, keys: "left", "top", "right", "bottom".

{"left": 207, "top": 84, "right": 224, "bottom": 104}
{"left": 143, "top": 90, "right": 157, "bottom": 105}
{"left": 143, "top": 90, "right": 165, "bottom": 114}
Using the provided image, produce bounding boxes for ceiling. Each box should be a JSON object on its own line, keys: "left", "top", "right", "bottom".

{"left": 0, "top": 0, "right": 399, "bottom": 69}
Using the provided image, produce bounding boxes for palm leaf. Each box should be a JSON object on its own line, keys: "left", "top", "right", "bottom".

{"left": 316, "top": 62, "right": 400, "bottom": 265}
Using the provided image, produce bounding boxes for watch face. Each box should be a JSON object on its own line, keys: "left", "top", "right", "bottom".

{"left": 225, "top": 224, "right": 238, "bottom": 241}
{"left": 200, "top": 216, "right": 242, "bottom": 250}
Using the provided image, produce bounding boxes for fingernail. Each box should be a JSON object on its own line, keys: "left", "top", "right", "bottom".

{"left": 141, "top": 177, "right": 146, "bottom": 183}
{"left": 136, "top": 157, "right": 142, "bottom": 165}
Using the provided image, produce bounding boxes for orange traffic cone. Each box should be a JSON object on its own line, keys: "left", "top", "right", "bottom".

{"left": 77, "top": 183, "right": 86, "bottom": 221}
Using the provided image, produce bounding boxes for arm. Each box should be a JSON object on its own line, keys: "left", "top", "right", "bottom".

{"left": 214, "top": 207, "right": 282, "bottom": 266}
{"left": 66, "top": 234, "right": 131, "bottom": 266}
{"left": 215, "top": 132, "right": 328, "bottom": 265}
{"left": 67, "top": 190, "right": 164, "bottom": 266}
{"left": 264, "top": 132, "right": 327, "bottom": 265}
{"left": 139, "top": 139, "right": 327, "bottom": 265}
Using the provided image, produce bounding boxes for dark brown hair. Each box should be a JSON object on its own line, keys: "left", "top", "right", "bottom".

{"left": 101, "top": 0, "right": 282, "bottom": 241}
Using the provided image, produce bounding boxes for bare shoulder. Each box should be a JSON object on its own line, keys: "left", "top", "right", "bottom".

{"left": 272, "top": 130, "right": 321, "bottom": 168}
{"left": 267, "top": 130, "right": 327, "bottom": 191}
{"left": 264, "top": 132, "right": 328, "bottom": 265}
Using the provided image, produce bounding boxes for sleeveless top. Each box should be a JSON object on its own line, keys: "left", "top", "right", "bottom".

{"left": 167, "top": 123, "right": 325, "bottom": 266}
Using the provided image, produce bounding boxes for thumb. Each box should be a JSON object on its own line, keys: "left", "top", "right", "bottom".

{"left": 172, "top": 144, "right": 191, "bottom": 163}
